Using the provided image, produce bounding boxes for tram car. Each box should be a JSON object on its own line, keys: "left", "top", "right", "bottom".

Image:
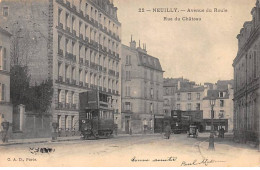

{"left": 79, "top": 91, "right": 115, "bottom": 139}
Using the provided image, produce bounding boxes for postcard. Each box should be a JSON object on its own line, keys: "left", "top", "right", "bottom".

{"left": 0, "top": 0, "right": 259, "bottom": 167}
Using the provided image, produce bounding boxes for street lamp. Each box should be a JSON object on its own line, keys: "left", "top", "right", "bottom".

{"left": 208, "top": 97, "right": 216, "bottom": 150}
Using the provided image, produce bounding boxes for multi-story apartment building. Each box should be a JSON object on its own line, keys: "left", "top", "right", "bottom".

{"left": 175, "top": 85, "right": 204, "bottom": 112}
{"left": 0, "top": 27, "right": 12, "bottom": 131}
{"left": 121, "top": 39, "right": 164, "bottom": 134}
{"left": 202, "top": 81, "right": 234, "bottom": 132}
{"left": 233, "top": 0, "right": 260, "bottom": 143}
{"left": 163, "top": 77, "right": 191, "bottom": 117}
{"left": 0, "top": 0, "right": 121, "bottom": 135}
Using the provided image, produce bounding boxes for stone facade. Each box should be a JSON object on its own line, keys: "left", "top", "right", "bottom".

{"left": 121, "top": 39, "right": 164, "bottom": 134}
{"left": 233, "top": 0, "right": 260, "bottom": 144}
{"left": 202, "top": 81, "right": 234, "bottom": 132}
{"left": 0, "top": 0, "right": 121, "bottom": 135}
{"left": 0, "top": 27, "right": 12, "bottom": 131}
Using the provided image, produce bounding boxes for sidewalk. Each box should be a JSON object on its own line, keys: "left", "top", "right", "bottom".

{"left": 0, "top": 136, "right": 81, "bottom": 146}
{"left": 0, "top": 133, "right": 161, "bottom": 146}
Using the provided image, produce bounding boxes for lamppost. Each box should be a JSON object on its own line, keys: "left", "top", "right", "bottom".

{"left": 208, "top": 97, "right": 216, "bottom": 150}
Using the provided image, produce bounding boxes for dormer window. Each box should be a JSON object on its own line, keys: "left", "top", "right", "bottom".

{"left": 219, "top": 92, "right": 225, "bottom": 98}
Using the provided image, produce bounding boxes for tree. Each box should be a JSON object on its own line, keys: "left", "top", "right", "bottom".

{"left": 10, "top": 65, "right": 53, "bottom": 114}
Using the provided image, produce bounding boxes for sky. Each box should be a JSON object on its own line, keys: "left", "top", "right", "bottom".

{"left": 114, "top": 0, "right": 256, "bottom": 84}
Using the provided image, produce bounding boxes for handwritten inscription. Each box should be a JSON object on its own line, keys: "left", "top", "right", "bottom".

{"left": 180, "top": 159, "right": 226, "bottom": 166}
{"left": 131, "top": 156, "right": 178, "bottom": 162}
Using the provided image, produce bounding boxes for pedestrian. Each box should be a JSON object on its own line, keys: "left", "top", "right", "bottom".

{"left": 164, "top": 123, "right": 171, "bottom": 139}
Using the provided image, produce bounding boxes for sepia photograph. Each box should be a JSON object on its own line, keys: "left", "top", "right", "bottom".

{"left": 0, "top": 0, "right": 259, "bottom": 167}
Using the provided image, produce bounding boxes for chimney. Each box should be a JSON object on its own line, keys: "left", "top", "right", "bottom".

{"left": 130, "top": 37, "right": 136, "bottom": 49}
{"left": 177, "top": 81, "right": 181, "bottom": 90}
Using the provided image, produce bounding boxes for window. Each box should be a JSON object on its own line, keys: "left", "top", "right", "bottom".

{"left": 125, "top": 102, "right": 131, "bottom": 111}
{"left": 58, "top": 62, "right": 62, "bottom": 77}
{"left": 71, "top": 116, "right": 75, "bottom": 130}
{"left": 58, "top": 115, "right": 62, "bottom": 129}
{"left": 219, "top": 92, "right": 224, "bottom": 98}
{"left": 150, "top": 103, "right": 153, "bottom": 113}
{"left": 126, "top": 55, "right": 131, "bottom": 65}
{"left": 79, "top": 70, "right": 83, "bottom": 81}
{"left": 150, "top": 88, "right": 154, "bottom": 98}
{"left": 71, "top": 67, "right": 75, "bottom": 80}
{"left": 219, "top": 110, "right": 224, "bottom": 118}
{"left": 58, "top": 89, "right": 62, "bottom": 103}
{"left": 65, "top": 39, "right": 69, "bottom": 53}
{"left": 254, "top": 51, "right": 257, "bottom": 78}
{"left": 177, "top": 104, "right": 180, "bottom": 110}
{"left": 187, "top": 93, "right": 191, "bottom": 100}
{"left": 0, "top": 84, "right": 5, "bottom": 101}
{"left": 126, "top": 71, "right": 131, "bottom": 80}
{"left": 125, "top": 86, "right": 131, "bottom": 96}
{"left": 220, "top": 100, "right": 224, "bottom": 107}
{"left": 65, "top": 13, "right": 69, "bottom": 28}
{"left": 65, "top": 90, "right": 69, "bottom": 104}
{"left": 85, "top": 72, "right": 88, "bottom": 83}
{"left": 197, "top": 93, "right": 200, "bottom": 100}
{"left": 196, "top": 103, "right": 200, "bottom": 110}
{"left": 58, "top": 8, "right": 62, "bottom": 24}
{"left": 3, "top": 7, "right": 8, "bottom": 17}
{"left": 71, "top": 92, "right": 75, "bottom": 104}
{"left": 65, "top": 115, "right": 69, "bottom": 130}
{"left": 177, "top": 93, "right": 180, "bottom": 101}
{"left": 0, "top": 47, "right": 7, "bottom": 71}
{"left": 187, "top": 103, "right": 191, "bottom": 110}
{"left": 58, "top": 35, "right": 62, "bottom": 51}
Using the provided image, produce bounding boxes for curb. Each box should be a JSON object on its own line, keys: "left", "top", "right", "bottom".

{"left": 0, "top": 138, "right": 82, "bottom": 146}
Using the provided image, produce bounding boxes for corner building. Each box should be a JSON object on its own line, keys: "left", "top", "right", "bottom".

{"left": 233, "top": 0, "right": 260, "bottom": 144}
{"left": 121, "top": 39, "right": 164, "bottom": 134}
{"left": 0, "top": 0, "right": 121, "bottom": 135}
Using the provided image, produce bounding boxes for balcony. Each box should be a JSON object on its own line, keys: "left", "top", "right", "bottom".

{"left": 72, "top": 5, "right": 76, "bottom": 12}
{"left": 65, "top": 103, "right": 70, "bottom": 109}
{"left": 94, "top": 85, "right": 98, "bottom": 90}
{"left": 90, "top": 39, "right": 94, "bottom": 45}
{"left": 94, "top": 20, "right": 98, "bottom": 27}
{"left": 94, "top": 42, "right": 98, "bottom": 47}
{"left": 112, "top": 90, "right": 115, "bottom": 94}
{"left": 98, "top": 65, "right": 102, "bottom": 71}
{"left": 108, "top": 49, "right": 111, "bottom": 55}
{"left": 104, "top": 27, "right": 107, "bottom": 32}
{"left": 85, "top": 37, "right": 89, "bottom": 43}
{"left": 90, "top": 84, "right": 94, "bottom": 89}
{"left": 79, "top": 33, "right": 83, "bottom": 40}
{"left": 85, "top": 83, "right": 89, "bottom": 88}
{"left": 91, "top": 18, "right": 94, "bottom": 23}
{"left": 99, "top": 44, "right": 102, "bottom": 50}
{"left": 103, "top": 87, "right": 107, "bottom": 92}
{"left": 79, "top": 81, "right": 83, "bottom": 87}
{"left": 66, "top": 26, "right": 70, "bottom": 33}
{"left": 65, "top": 78, "right": 70, "bottom": 84}
{"left": 116, "top": 53, "right": 119, "bottom": 59}
{"left": 85, "top": 14, "right": 89, "bottom": 21}
{"left": 72, "top": 29, "right": 76, "bottom": 36}
{"left": 103, "top": 67, "right": 107, "bottom": 73}
{"left": 58, "top": 102, "right": 64, "bottom": 109}
{"left": 79, "top": 10, "right": 83, "bottom": 17}
{"left": 71, "top": 104, "right": 76, "bottom": 110}
{"left": 58, "top": 49, "right": 63, "bottom": 56}
{"left": 57, "top": 76, "right": 63, "bottom": 83}
{"left": 85, "top": 60, "right": 89, "bottom": 67}
{"left": 71, "top": 79, "right": 76, "bottom": 85}
{"left": 58, "top": 22, "right": 63, "bottom": 29}
{"left": 109, "top": 30, "right": 111, "bottom": 35}
{"left": 104, "top": 47, "right": 107, "bottom": 52}
{"left": 99, "top": 24, "right": 103, "bottom": 29}
{"left": 108, "top": 69, "right": 115, "bottom": 76}
{"left": 116, "top": 91, "right": 119, "bottom": 95}
{"left": 116, "top": 72, "right": 119, "bottom": 78}
{"left": 79, "top": 58, "right": 84, "bottom": 64}
{"left": 113, "top": 51, "right": 115, "bottom": 57}
{"left": 108, "top": 89, "right": 112, "bottom": 93}
{"left": 99, "top": 86, "right": 102, "bottom": 91}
